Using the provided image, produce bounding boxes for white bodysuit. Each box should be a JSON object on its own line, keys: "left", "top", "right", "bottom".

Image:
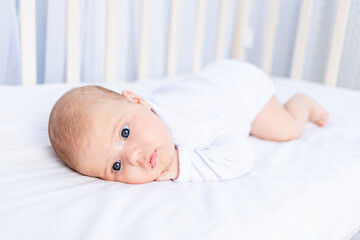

{"left": 145, "top": 60, "right": 276, "bottom": 182}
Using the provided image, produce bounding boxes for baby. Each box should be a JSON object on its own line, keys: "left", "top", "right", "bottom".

{"left": 48, "top": 60, "right": 329, "bottom": 184}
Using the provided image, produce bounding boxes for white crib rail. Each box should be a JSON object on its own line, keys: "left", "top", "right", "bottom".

{"left": 18, "top": 0, "right": 352, "bottom": 86}
{"left": 232, "top": 0, "right": 252, "bottom": 61}
{"left": 166, "top": 0, "right": 181, "bottom": 77}
{"left": 19, "top": 0, "right": 37, "bottom": 85}
{"left": 216, "top": 0, "right": 229, "bottom": 60}
{"left": 105, "top": 0, "right": 120, "bottom": 82}
{"left": 66, "top": 0, "right": 81, "bottom": 84}
{"left": 192, "top": 0, "right": 207, "bottom": 73}
{"left": 260, "top": 0, "right": 280, "bottom": 75}
{"left": 137, "top": 0, "right": 151, "bottom": 81}
{"left": 324, "top": 0, "right": 352, "bottom": 87}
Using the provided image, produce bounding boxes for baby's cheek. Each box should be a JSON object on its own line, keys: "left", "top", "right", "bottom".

{"left": 119, "top": 168, "right": 152, "bottom": 184}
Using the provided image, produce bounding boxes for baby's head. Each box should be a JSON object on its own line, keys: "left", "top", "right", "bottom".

{"left": 48, "top": 86, "right": 179, "bottom": 184}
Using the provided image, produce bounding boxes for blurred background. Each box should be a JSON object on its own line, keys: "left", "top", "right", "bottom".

{"left": 0, "top": 0, "right": 359, "bottom": 90}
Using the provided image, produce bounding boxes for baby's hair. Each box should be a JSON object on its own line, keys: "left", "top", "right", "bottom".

{"left": 48, "top": 86, "right": 126, "bottom": 170}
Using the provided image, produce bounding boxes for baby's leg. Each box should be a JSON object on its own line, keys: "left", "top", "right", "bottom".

{"left": 250, "top": 94, "right": 329, "bottom": 142}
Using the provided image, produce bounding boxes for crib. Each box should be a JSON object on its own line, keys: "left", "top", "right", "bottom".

{"left": 1, "top": 0, "right": 360, "bottom": 239}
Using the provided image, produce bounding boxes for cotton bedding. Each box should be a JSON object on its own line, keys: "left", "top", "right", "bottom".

{"left": 1, "top": 77, "right": 360, "bottom": 240}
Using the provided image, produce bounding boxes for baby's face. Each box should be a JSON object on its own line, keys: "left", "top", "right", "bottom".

{"left": 75, "top": 90, "right": 179, "bottom": 184}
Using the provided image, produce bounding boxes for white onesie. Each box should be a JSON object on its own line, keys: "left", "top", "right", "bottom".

{"left": 145, "top": 59, "right": 276, "bottom": 182}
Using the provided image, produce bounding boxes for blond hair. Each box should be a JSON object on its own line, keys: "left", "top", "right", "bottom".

{"left": 48, "top": 86, "right": 125, "bottom": 170}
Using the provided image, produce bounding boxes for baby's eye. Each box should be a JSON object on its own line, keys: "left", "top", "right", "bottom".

{"left": 113, "top": 160, "right": 121, "bottom": 172}
{"left": 121, "top": 124, "right": 130, "bottom": 139}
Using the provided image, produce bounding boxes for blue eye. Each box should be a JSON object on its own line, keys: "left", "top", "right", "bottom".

{"left": 113, "top": 160, "right": 121, "bottom": 171}
{"left": 121, "top": 124, "right": 130, "bottom": 139}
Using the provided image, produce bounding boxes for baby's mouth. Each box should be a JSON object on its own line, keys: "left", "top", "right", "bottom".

{"left": 147, "top": 150, "right": 157, "bottom": 169}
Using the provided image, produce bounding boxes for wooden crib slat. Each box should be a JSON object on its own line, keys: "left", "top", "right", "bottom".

{"left": 138, "top": 0, "right": 151, "bottom": 81}
{"left": 216, "top": 0, "right": 229, "bottom": 60}
{"left": 66, "top": 0, "right": 81, "bottom": 83}
{"left": 290, "top": 0, "right": 314, "bottom": 80}
{"left": 193, "top": 0, "right": 207, "bottom": 73}
{"left": 232, "top": 0, "right": 252, "bottom": 60}
{"left": 19, "top": 0, "right": 37, "bottom": 85}
{"left": 105, "top": 0, "right": 120, "bottom": 82}
{"left": 260, "top": 0, "right": 280, "bottom": 75}
{"left": 324, "top": 0, "right": 352, "bottom": 87}
{"left": 166, "top": 0, "right": 181, "bottom": 77}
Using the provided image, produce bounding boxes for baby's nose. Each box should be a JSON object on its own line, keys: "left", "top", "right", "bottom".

{"left": 127, "top": 148, "right": 141, "bottom": 166}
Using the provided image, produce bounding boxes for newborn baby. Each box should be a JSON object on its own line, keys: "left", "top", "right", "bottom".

{"left": 48, "top": 60, "right": 329, "bottom": 184}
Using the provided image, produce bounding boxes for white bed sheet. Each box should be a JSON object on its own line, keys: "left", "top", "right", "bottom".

{"left": 1, "top": 77, "right": 360, "bottom": 240}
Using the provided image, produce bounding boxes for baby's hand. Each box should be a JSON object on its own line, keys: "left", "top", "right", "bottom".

{"left": 155, "top": 169, "right": 178, "bottom": 182}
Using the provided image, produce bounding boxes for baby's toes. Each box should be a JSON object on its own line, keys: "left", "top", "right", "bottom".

{"left": 317, "top": 111, "right": 329, "bottom": 126}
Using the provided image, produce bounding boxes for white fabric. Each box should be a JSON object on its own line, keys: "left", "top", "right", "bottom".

{"left": 1, "top": 75, "right": 360, "bottom": 240}
{"left": 146, "top": 60, "right": 276, "bottom": 182}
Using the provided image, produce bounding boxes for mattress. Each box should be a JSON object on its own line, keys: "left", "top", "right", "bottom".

{"left": 1, "top": 77, "right": 360, "bottom": 240}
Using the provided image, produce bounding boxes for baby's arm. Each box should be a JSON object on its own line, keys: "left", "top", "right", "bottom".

{"left": 251, "top": 94, "right": 329, "bottom": 141}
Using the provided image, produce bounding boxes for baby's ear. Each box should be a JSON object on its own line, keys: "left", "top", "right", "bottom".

{"left": 122, "top": 90, "right": 150, "bottom": 109}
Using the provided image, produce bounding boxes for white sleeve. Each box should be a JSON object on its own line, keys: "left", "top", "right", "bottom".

{"left": 173, "top": 126, "right": 254, "bottom": 182}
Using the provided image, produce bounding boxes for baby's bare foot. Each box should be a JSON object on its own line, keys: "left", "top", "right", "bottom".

{"left": 309, "top": 100, "right": 329, "bottom": 126}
